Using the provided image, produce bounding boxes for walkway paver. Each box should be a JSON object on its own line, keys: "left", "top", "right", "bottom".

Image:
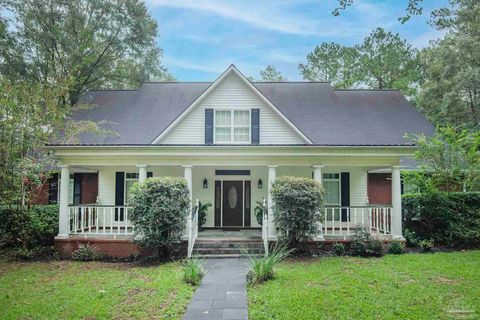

{"left": 184, "top": 258, "right": 249, "bottom": 320}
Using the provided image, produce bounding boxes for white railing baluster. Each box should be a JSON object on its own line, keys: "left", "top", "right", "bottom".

{"left": 110, "top": 208, "right": 113, "bottom": 233}
{"left": 125, "top": 208, "right": 128, "bottom": 234}
{"left": 103, "top": 208, "right": 106, "bottom": 233}
{"left": 346, "top": 207, "right": 350, "bottom": 235}
{"left": 117, "top": 208, "right": 121, "bottom": 234}
{"left": 324, "top": 208, "right": 327, "bottom": 235}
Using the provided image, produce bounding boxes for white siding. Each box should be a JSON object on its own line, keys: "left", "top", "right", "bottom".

{"left": 160, "top": 73, "right": 305, "bottom": 144}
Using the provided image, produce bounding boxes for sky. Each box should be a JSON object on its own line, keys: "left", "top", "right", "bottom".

{"left": 145, "top": 0, "right": 449, "bottom": 81}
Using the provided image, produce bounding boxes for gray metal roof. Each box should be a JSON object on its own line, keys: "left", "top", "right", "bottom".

{"left": 71, "top": 81, "right": 434, "bottom": 146}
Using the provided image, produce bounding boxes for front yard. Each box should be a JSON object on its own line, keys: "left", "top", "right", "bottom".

{"left": 0, "top": 259, "right": 195, "bottom": 320}
{"left": 248, "top": 251, "right": 480, "bottom": 320}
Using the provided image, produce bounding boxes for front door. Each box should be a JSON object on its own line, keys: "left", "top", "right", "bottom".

{"left": 222, "top": 181, "right": 243, "bottom": 227}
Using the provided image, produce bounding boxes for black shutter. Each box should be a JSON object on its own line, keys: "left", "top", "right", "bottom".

{"left": 73, "top": 173, "right": 82, "bottom": 205}
{"left": 251, "top": 108, "right": 260, "bottom": 145}
{"left": 214, "top": 181, "right": 221, "bottom": 226}
{"left": 48, "top": 173, "right": 59, "bottom": 204}
{"left": 205, "top": 109, "right": 214, "bottom": 144}
{"left": 147, "top": 172, "right": 153, "bottom": 178}
{"left": 115, "top": 172, "right": 125, "bottom": 221}
{"left": 340, "top": 172, "right": 350, "bottom": 222}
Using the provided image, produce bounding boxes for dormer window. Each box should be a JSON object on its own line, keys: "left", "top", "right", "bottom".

{"left": 214, "top": 110, "right": 250, "bottom": 144}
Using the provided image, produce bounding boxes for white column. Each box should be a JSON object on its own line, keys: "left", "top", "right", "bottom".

{"left": 267, "top": 165, "right": 278, "bottom": 239}
{"left": 56, "top": 165, "right": 70, "bottom": 238}
{"left": 312, "top": 165, "right": 324, "bottom": 184}
{"left": 391, "top": 166, "right": 403, "bottom": 239}
{"left": 183, "top": 165, "right": 193, "bottom": 239}
{"left": 312, "top": 165, "right": 324, "bottom": 240}
{"left": 136, "top": 165, "right": 148, "bottom": 182}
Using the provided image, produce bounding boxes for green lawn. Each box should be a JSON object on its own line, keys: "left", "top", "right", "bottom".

{"left": 248, "top": 251, "right": 480, "bottom": 320}
{"left": 0, "top": 260, "right": 195, "bottom": 319}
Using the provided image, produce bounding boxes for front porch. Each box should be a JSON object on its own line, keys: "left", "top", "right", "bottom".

{"left": 51, "top": 145, "right": 406, "bottom": 257}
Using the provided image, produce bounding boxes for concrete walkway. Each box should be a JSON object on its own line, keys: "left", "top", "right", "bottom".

{"left": 183, "top": 258, "right": 249, "bottom": 320}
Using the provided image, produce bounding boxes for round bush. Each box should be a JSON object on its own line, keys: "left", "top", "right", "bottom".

{"left": 130, "top": 177, "right": 190, "bottom": 256}
{"left": 388, "top": 240, "right": 404, "bottom": 254}
{"left": 271, "top": 176, "right": 324, "bottom": 248}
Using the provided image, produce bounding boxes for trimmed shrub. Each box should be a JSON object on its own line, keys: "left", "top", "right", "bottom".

{"left": 332, "top": 243, "right": 346, "bottom": 256}
{"left": 403, "top": 192, "right": 480, "bottom": 248}
{"left": 130, "top": 177, "right": 190, "bottom": 257}
{"left": 271, "top": 176, "right": 324, "bottom": 249}
{"left": 247, "top": 244, "right": 293, "bottom": 285}
{"left": 183, "top": 258, "right": 204, "bottom": 285}
{"left": 0, "top": 205, "right": 58, "bottom": 249}
{"left": 388, "top": 240, "right": 404, "bottom": 254}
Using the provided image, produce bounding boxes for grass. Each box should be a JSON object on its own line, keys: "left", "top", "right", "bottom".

{"left": 0, "top": 259, "right": 196, "bottom": 319}
{"left": 248, "top": 251, "right": 480, "bottom": 320}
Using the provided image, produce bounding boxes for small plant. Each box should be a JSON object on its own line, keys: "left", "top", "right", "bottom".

{"left": 350, "top": 226, "right": 384, "bottom": 257}
{"left": 197, "top": 201, "right": 212, "bottom": 228}
{"left": 419, "top": 239, "right": 434, "bottom": 253}
{"left": 72, "top": 243, "right": 99, "bottom": 261}
{"left": 388, "top": 240, "right": 404, "bottom": 254}
{"left": 183, "top": 257, "right": 203, "bottom": 285}
{"left": 254, "top": 200, "right": 264, "bottom": 226}
{"left": 403, "top": 229, "right": 419, "bottom": 247}
{"left": 247, "top": 244, "right": 293, "bottom": 285}
{"left": 332, "top": 242, "right": 346, "bottom": 256}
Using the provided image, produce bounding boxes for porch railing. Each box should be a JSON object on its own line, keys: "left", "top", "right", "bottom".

{"left": 69, "top": 205, "right": 133, "bottom": 235}
{"left": 323, "top": 206, "right": 392, "bottom": 238}
{"left": 262, "top": 198, "right": 269, "bottom": 257}
{"left": 187, "top": 199, "right": 200, "bottom": 258}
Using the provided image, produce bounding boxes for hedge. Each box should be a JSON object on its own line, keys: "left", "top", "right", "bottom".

{"left": 0, "top": 205, "right": 58, "bottom": 249}
{"left": 402, "top": 192, "right": 480, "bottom": 248}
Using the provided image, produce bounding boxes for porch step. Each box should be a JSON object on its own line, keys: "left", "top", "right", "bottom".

{"left": 192, "top": 239, "right": 264, "bottom": 258}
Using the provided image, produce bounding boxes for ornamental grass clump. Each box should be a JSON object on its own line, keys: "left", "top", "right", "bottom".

{"left": 247, "top": 244, "right": 293, "bottom": 285}
{"left": 183, "top": 257, "right": 204, "bottom": 285}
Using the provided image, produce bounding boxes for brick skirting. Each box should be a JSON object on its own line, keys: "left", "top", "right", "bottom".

{"left": 54, "top": 237, "right": 155, "bottom": 258}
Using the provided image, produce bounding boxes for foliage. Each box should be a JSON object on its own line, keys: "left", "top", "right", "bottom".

{"left": 1, "top": 0, "right": 173, "bottom": 106}
{"left": 248, "top": 251, "right": 480, "bottom": 319}
{"left": 259, "top": 65, "right": 287, "bottom": 81}
{"left": 333, "top": 0, "right": 423, "bottom": 23}
{"left": 182, "top": 257, "right": 203, "bottom": 286}
{"left": 299, "top": 43, "right": 358, "bottom": 88}
{"left": 254, "top": 200, "right": 264, "bottom": 226}
{"left": 197, "top": 201, "right": 211, "bottom": 228}
{"left": 405, "top": 127, "right": 480, "bottom": 192}
{"left": 0, "top": 260, "right": 195, "bottom": 319}
{"left": 71, "top": 243, "right": 102, "bottom": 262}
{"left": 271, "top": 176, "right": 324, "bottom": 248}
{"left": 403, "top": 228, "right": 419, "bottom": 247}
{"left": 350, "top": 226, "right": 384, "bottom": 257}
{"left": 129, "top": 177, "right": 190, "bottom": 256}
{"left": 0, "top": 205, "right": 58, "bottom": 249}
{"left": 402, "top": 192, "right": 480, "bottom": 247}
{"left": 417, "top": 0, "right": 480, "bottom": 128}
{"left": 299, "top": 28, "right": 420, "bottom": 98}
{"left": 332, "top": 242, "right": 346, "bottom": 256}
{"left": 247, "top": 244, "right": 293, "bottom": 285}
{"left": 419, "top": 239, "right": 435, "bottom": 253}
{"left": 388, "top": 240, "right": 404, "bottom": 254}
{"left": 12, "top": 246, "right": 56, "bottom": 261}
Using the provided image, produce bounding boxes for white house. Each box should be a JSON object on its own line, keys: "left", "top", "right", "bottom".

{"left": 46, "top": 65, "right": 434, "bottom": 257}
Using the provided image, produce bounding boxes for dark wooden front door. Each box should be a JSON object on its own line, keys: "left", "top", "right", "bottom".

{"left": 222, "top": 181, "right": 243, "bottom": 227}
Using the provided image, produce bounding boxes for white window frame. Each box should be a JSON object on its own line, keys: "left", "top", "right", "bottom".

{"left": 213, "top": 109, "right": 251, "bottom": 144}
{"left": 322, "top": 173, "right": 341, "bottom": 206}
{"left": 124, "top": 172, "right": 139, "bottom": 205}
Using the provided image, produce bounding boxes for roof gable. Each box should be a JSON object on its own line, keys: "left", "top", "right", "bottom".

{"left": 153, "top": 65, "right": 312, "bottom": 144}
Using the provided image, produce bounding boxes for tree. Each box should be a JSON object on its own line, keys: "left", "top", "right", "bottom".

{"left": 260, "top": 65, "right": 287, "bottom": 81}
{"left": 333, "top": 0, "right": 423, "bottom": 23}
{"left": 299, "top": 43, "right": 358, "bottom": 88}
{"left": 417, "top": 0, "right": 480, "bottom": 128}
{"left": 1, "top": 0, "right": 173, "bottom": 106}
{"left": 355, "top": 28, "right": 420, "bottom": 98}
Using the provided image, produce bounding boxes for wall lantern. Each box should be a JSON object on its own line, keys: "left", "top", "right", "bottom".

{"left": 203, "top": 178, "right": 208, "bottom": 189}
{"left": 258, "top": 179, "right": 263, "bottom": 189}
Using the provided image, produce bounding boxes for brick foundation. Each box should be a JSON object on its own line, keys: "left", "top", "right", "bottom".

{"left": 54, "top": 237, "right": 156, "bottom": 258}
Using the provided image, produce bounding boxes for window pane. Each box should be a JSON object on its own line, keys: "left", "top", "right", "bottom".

{"left": 234, "top": 110, "right": 249, "bottom": 125}
{"left": 215, "top": 110, "right": 231, "bottom": 126}
{"left": 215, "top": 127, "right": 231, "bottom": 142}
{"left": 324, "top": 180, "right": 340, "bottom": 205}
{"left": 233, "top": 127, "right": 249, "bottom": 142}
